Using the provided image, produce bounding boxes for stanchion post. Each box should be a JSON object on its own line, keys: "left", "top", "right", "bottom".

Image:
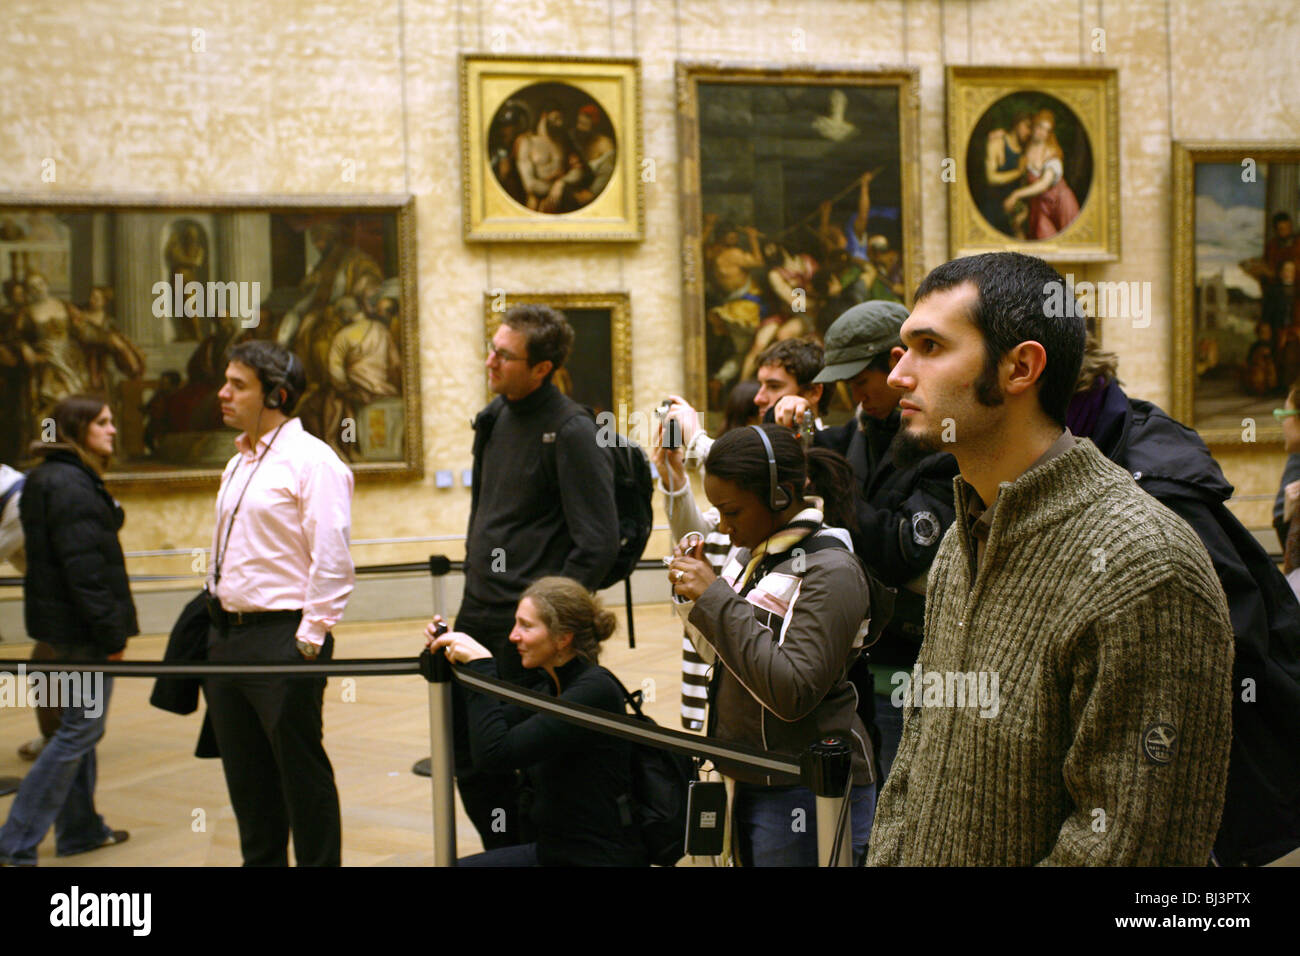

{"left": 801, "top": 734, "right": 854, "bottom": 867}
{"left": 428, "top": 554, "right": 451, "bottom": 622}
{"left": 419, "top": 647, "right": 457, "bottom": 867}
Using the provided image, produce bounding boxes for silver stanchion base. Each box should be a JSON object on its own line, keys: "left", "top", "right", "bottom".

{"left": 815, "top": 793, "right": 854, "bottom": 867}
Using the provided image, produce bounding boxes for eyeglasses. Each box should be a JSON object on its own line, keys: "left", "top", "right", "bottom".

{"left": 486, "top": 344, "right": 527, "bottom": 365}
{"left": 1272, "top": 408, "right": 1300, "bottom": 419}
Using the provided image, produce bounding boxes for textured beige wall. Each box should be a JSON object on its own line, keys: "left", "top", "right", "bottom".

{"left": 2, "top": 0, "right": 1298, "bottom": 576}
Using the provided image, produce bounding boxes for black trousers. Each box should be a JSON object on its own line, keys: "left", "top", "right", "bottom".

{"left": 204, "top": 617, "right": 341, "bottom": 866}
{"left": 452, "top": 597, "right": 540, "bottom": 850}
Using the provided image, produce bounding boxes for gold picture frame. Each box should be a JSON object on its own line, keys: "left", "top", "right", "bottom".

{"left": 0, "top": 193, "right": 422, "bottom": 486}
{"left": 483, "top": 291, "right": 632, "bottom": 414}
{"left": 676, "top": 62, "right": 923, "bottom": 422}
{"left": 461, "top": 54, "right": 643, "bottom": 242}
{"left": 1172, "top": 141, "right": 1300, "bottom": 445}
{"left": 946, "top": 66, "right": 1119, "bottom": 262}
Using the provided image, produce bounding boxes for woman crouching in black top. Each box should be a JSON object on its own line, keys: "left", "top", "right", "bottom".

{"left": 425, "top": 576, "right": 647, "bottom": 867}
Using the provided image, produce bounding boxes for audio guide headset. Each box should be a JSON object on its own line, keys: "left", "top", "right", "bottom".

{"left": 748, "top": 424, "right": 792, "bottom": 513}
{"left": 262, "top": 350, "right": 303, "bottom": 410}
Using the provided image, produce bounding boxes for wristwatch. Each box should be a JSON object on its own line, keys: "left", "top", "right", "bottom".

{"left": 296, "top": 638, "right": 320, "bottom": 659}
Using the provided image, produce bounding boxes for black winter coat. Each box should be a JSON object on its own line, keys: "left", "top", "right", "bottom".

{"left": 814, "top": 408, "right": 957, "bottom": 660}
{"left": 19, "top": 447, "right": 138, "bottom": 655}
{"left": 1087, "top": 382, "right": 1300, "bottom": 866}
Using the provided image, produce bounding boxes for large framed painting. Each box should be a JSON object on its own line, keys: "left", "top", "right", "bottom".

{"left": 461, "top": 54, "right": 643, "bottom": 242}
{"left": 677, "top": 62, "right": 923, "bottom": 424}
{"left": 0, "top": 194, "right": 421, "bottom": 485}
{"left": 947, "top": 66, "right": 1119, "bottom": 261}
{"left": 1172, "top": 142, "right": 1300, "bottom": 445}
{"left": 483, "top": 291, "right": 631, "bottom": 415}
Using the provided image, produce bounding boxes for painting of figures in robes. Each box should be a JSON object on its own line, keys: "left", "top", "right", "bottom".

{"left": 0, "top": 197, "right": 421, "bottom": 484}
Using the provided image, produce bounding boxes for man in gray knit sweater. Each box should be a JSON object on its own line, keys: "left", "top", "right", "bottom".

{"left": 867, "top": 252, "right": 1234, "bottom": 866}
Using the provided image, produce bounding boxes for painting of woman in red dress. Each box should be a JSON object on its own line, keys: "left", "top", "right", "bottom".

{"left": 1002, "top": 109, "right": 1081, "bottom": 239}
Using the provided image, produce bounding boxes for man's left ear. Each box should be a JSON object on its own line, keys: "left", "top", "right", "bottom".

{"left": 1003, "top": 341, "right": 1049, "bottom": 396}
{"left": 803, "top": 383, "right": 824, "bottom": 406}
{"left": 532, "top": 359, "right": 554, "bottom": 384}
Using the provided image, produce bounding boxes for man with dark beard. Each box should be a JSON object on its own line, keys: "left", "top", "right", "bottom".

{"left": 515, "top": 103, "right": 589, "bottom": 214}
{"left": 868, "top": 252, "right": 1232, "bottom": 865}
{"left": 772, "top": 300, "right": 957, "bottom": 780}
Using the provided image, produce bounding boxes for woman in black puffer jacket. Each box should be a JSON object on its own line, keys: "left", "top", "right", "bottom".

{"left": 0, "top": 395, "right": 138, "bottom": 866}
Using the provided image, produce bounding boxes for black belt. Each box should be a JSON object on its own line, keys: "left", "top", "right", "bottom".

{"left": 222, "top": 608, "right": 303, "bottom": 628}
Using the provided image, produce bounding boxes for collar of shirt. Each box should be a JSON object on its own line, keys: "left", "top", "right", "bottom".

{"left": 234, "top": 416, "right": 300, "bottom": 460}
{"left": 968, "top": 428, "right": 1077, "bottom": 546}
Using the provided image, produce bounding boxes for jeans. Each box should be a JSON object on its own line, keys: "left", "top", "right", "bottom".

{"left": 457, "top": 842, "right": 540, "bottom": 867}
{"left": 734, "top": 781, "right": 876, "bottom": 867}
{"left": 874, "top": 692, "right": 905, "bottom": 783}
{"left": 0, "top": 645, "right": 114, "bottom": 866}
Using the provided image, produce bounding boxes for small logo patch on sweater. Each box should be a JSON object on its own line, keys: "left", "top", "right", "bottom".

{"left": 1142, "top": 723, "right": 1177, "bottom": 764}
{"left": 542, "top": 432, "right": 557, "bottom": 443}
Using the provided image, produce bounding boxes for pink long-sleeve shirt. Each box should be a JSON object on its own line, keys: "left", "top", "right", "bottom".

{"left": 208, "top": 416, "right": 354, "bottom": 646}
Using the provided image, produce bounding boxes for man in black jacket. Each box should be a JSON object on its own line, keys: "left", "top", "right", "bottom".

{"left": 456, "top": 304, "right": 618, "bottom": 848}
{"left": 1068, "top": 348, "right": 1300, "bottom": 866}
{"left": 773, "top": 301, "right": 958, "bottom": 779}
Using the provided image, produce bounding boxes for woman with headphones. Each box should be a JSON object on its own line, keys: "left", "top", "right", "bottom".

{"left": 666, "top": 424, "right": 890, "bottom": 866}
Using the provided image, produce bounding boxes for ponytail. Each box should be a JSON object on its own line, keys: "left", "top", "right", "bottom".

{"left": 806, "top": 447, "right": 858, "bottom": 534}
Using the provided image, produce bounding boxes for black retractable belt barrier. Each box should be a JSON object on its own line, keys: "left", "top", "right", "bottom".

{"left": 0, "top": 658, "right": 422, "bottom": 678}
{"left": 0, "top": 644, "right": 857, "bottom": 866}
{"left": 417, "top": 656, "right": 855, "bottom": 867}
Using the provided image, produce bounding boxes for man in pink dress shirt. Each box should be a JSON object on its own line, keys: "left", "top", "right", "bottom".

{"left": 205, "top": 340, "right": 354, "bottom": 866}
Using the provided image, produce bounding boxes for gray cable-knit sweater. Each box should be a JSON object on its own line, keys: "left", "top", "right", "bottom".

{"left": 867, "top": 438, "right": 1233, "bottom": 866}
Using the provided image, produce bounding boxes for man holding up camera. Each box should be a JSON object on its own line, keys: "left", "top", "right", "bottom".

{"left": 664, "top": 338, "right": 827, "bottom": 463}
{"left": 205, "top": 340, "right": 354, "bottom": 867}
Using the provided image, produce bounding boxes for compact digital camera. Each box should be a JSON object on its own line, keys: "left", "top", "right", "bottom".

{"left": 655, "top": 399, "right": 683, "bottom": 450}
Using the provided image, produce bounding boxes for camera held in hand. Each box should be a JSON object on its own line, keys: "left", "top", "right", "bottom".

{"left": 795, "top": 409, "right": 816, "bottom": 449}
{"left": 655, "top": 399, "right": 683, "bottom": 450}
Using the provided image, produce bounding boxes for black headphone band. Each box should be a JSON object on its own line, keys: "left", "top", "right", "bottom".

{"left": 263, "top": 351, "right": 301, "bottom": 409}
{"left": 748, "top": 424, "right": 790, "bottom": 512}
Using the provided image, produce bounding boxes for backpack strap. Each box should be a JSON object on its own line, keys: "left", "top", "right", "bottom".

{"left": 540, "top": 403, "right": 596, "bottom": 486}
{"left": 469, "top": 397, "right": 506, "bottom": 513}
{"left": 603, "top": 669, "right": 645, "bottom": 718}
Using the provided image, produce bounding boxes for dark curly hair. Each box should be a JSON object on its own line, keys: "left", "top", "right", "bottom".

{"left": 705, "top": 424, "right": 858, "bottom": 532}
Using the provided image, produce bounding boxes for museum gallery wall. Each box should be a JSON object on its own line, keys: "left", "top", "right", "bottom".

{"left": 0, "top": 0, "right": 1296, "bottom": 571}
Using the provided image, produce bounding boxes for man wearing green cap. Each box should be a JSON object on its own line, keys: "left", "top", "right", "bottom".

{"left": 774, "top": 300, "right": 958, "bottom": 779}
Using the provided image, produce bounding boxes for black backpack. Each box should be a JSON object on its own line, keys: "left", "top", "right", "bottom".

{"left": 551, "top": 407, "right": 654, "bottom": 591}
{"left": 599, "top": 436, "right": 654, "bottom": 590}
{"left": 472, "top": 397, "right": 653, "bottom": 591}
{"left": 609, "top": 674, "right": 696, "bottom": 866}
